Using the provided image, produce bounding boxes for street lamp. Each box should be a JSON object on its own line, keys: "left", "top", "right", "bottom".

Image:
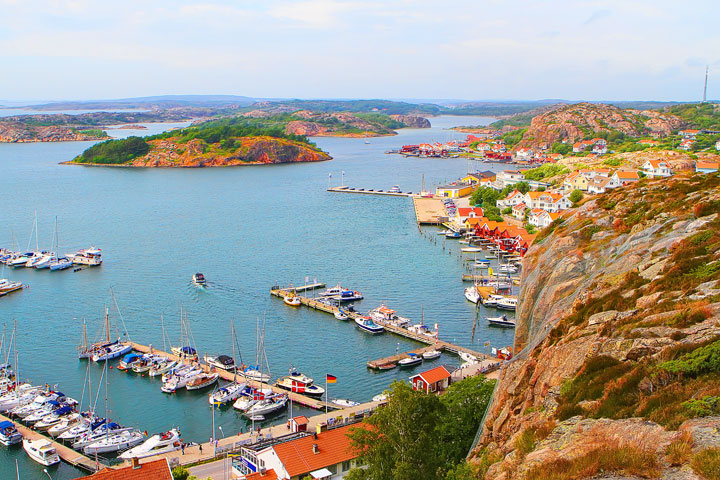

{"left": 218, "top": 426, "right": 225, "bottom": 439}
{"left": 43, "top": 469, "right": 52, "bottom": 480}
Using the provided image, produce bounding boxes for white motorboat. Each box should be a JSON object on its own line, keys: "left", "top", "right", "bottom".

{"left": 12, "top": 391, "right": 64, "bottom": 418}
{"left": 369, "top": 304, "right": 410, "bottom": 327}
{"left": 49, "top": 257, "right": 73, "bottom": 271}
{"left": 119, "top": 429, "right": 181, "bottom": 459}
{"left": 464, "top": 286, "right": 480, "bottom": 304}
{"left": 243, "top": 395, "right": 287, "bottom": 417}
{"left": 461, "top": 247, "right": 483, "bottom": 253}
{"left": 7, "top": 252, "right": 34, "bottom": 267}
{"left": 209, "top": 382, "right": 247, "bottom": 406}
{"left": 186, "top": 372, "right": 219, "bottom": 391}
{"left": 48, "top": 415, "right": 84, "bottom": 437}
{"left": 203, "top": 354, "right": 236, "bottom": 371}
{"left": 422, "top": 350, "right": 442, "bottom": 360}
{"left": 487, "top": 315, "right": 516, "bottom": 328}
{"left": 330, "top": 398, "right": 360, "bottom": 408}
{"left": 29, "top": 252, "right": 57, "bottom": 269}
{"left": 132, "top": 354, "right": 163, "bottom": 373}
{"left": 334, "top": 310, "right": 349, "bottom": 320}
{"left": 192, "top": 272, "right": 206, "bottom": 286}
{"left": 0, "top": 385, "right": 42, "bottom": 412}
{"left": 498, "top": 264, "right": 518, "bottom": 274}
{"left": 34, "top": 405, "right": 77, "bottom": 430}
{"left": 407, "top": 324, "right": 437, "bottom": 338}
{"left": 388, "top": 185, "right": 401, "bottom": 193}
{"left": 355, "top": 316, "right": 384, "bottom": 334}
{"left": 149, "top": 358, "right": 178, "bottom": 377}
{"left": 25, "top": 401, "right": 65, "bottom": 424}
{"left": 23, "top": 439, "right": 60, "bottom": 466}
{"left": 232, "top": 394, "right": 257, "bottom": 412}
{"left": 0, "top": 281, "right": 25, "bottom": 295}
{"left": 372, "top": 393, "right": 388, "bottom": 402}
{"left": 0, "top": 420, "right": 22, "bottom": 445}
{"left": 283, "top": 292, "right": 301, "bottom": 306}
{"left": 398, "top": 354, "right": 422, "bottom": 367}
{"left": 481, "top": 294, "right": 506, "bottom": 307}
{"left": 66, "top": 247, "right": 102, "bottom": 266}
{"left": 496, "top": 297, "right": 518, "bottom": 311}
{"left": 83, "top": 429, "right": 145, "bottom": 455}
{"left": 275, "top": 377, "right": 325, "bottom": 397}
{"left": 161, "top": 367, "right": 202, "bottom": 393}
{"left": 459, "top": 352, "right": 479, "bottom": 365}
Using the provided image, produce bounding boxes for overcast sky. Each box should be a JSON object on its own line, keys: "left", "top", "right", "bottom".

{"left": 1, "top": 0, "right": 717, "bottom": 102}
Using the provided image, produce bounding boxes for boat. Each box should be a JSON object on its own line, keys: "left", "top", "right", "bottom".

{"left": 149, "top": 359, "right": 178, "bottom": 377}
{"left": 119, "top": 429, "right": 181, "bottom": 459}
{"left": 0, "top": 281, "right": 25, "bottom": 296}
{"left": 481, "top": 294, "right": 506, "bottom": 307}
{"left": 23, "top": 439, "right": 60, "bottom": 466}
{"left": 25, "top": 401, "right": 67, "bottom": 424}
{"left": 407, "top": 323, "right": 437, "bottom": 338}
{"left": 161, "top": 367, "right": 202, "bottom": 393}
{"left": 398, "top": 354, "right": 423, "bottom": 367}
{"left": 203, "top": 354, "right": 235, "bottom": 371}
{"left": 283, "top": 290, "right": 301, "bottom": 306}
{"left": 83, "top": 429, "right": 145, "bottom": 455}
{"left": 487, "top": 315, "right": 516, "bottom": 328}
{"left": 243, "top": 394, "right": 287, "bottom": 418}
{"left": 132, "top": 355, "right": 162, "bottom": 373}
{"left": 59, "top": 418, "right": 106, "bottom": 441}
{"left": 372, "top": 393, "right": 388, "bottom": 402}
{"left": 496, "top": 297, "right": 518, "bottom": 311}
{"left": 34, "top": 406, "right": 77, "bottom": 430}
{"left": 368, "top": 305, "right": 409, "bottom": 327}
{"left": 355, "top": 316, "right": 384, "bottom": 334}
{"left": 275, "top": 369, "right": 325, "bottom": 397}
{"left": 72, "top": 423, "right": 133, "bottom": 449}
{"left": 27, "top": 252, "right": 56, "bottom": 269}
{"left": 118, "top": 353, "right": 143, "bottom": 371}
{"left": 47, "top": 414, "right": 85, "bottom": 437}
{"left": 459, "top": 352, "right": 479, "bottom": 365}
{"left": 388, "top": 185, "right": 401, "bottom": 193}
{"left": 464, "top": 286, "right": 480, "bottom": 304}
{"left": 66, "top": 247, "right": 102, "bottom": 266}
{"left": 498, "top": 264, "right": 518, "bottom": 274}
{"left": 0, "top": 420, "right": 22, "bottom": 445}
{"left": 186, "top": 372, "right": 219, "bottom": 391}
{"left": 461, "top": 247, "right": 483, "bottom": 253}
{"left": 248, "top": 415, "right": 265, "bottom": 422}
{"left": 92, "top": 342, "right": 132, "bottom": 362}
{"left": 171, "top": 346, "right": 198, "bottom": 361}
{"left": 330, "top": 398, "right": 360, "bottom": 408}
{"left": 239, "top": 366, "right": 270, "bottom": 383}
{"left": 422, "top": 350, "right": 442, "bottom": 360}
{"left": 209, "top": 382, "right": 247, "bottom": 406}
{"left": 334, "top": 309, "right": 349, "bottom": 320}
{"left": 6, "top": 253, "right": 33, "bottom": 267}
{"left": 49, "top": 257, "right": 73, "bottom": 271}
{"left": 192, "top": 272, "right": 206, "bottom": 286}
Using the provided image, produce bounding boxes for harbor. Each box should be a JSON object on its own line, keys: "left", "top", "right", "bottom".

{"left": 413, "top": 197, "right": 447, "bottom": 224}
{"left": 327, "top": 186, "right": 416, "bottom": 197}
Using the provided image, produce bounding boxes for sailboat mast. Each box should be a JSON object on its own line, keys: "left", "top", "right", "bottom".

{"left": 35, "top": 211, "right": 39, "bottom": 252}
{"left": 105, "top": 308, "right": 110, "bottom": 343}
{"left": 231, "top": 321, "right": 236, "bottom": 383}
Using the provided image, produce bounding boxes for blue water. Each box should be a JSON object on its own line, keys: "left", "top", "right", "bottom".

{"left": 0, "top": 115, "right": 515, "bottom": 479}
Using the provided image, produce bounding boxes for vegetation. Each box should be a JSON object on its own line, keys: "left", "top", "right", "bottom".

{"left": 489, "top": 113, "right": 534, "bottom": 129}
{"left": 499, "top": 128, "right": 526, "bottom": 149}
{"left": 74, "top": 136, "right": 150, "bottom": 164}
{"left": 667, "top": 102, "right": 720, "bottom": 130}
{"left": 523, "top": 163, "right": 569, "bottom": 181}
{"left": 515, "top": 181, "right": 530, "bottom": 194}
{"left": 665, "top": 432, "right": 693, "bottom": 466}
{"left": 569, "top": 189, "right": 584, "bottom": 204}
{"left": 75, "top": 128, "right": 108, "bottom": 138}
{"left": 691, "top": 447, "right": 720, "bottom": 480}
{"left": 354, "top": 113, "right": 405, "bottom": 129}
{"left": 346, "top": 377, "right": 495, "bottom": 480}
{"left": 469, "top": 186, "right": 500, "bottom": 209}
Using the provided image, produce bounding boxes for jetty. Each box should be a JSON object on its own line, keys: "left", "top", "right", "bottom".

{"left": 0, "top": 412, "right": 99, "bottom": 472}
{"left": 269, "top": 286, "right": 491, "bottom": 369}
{"left": 461, "top": 274, "right": 520, "bottom": 285}
{"left": 327, "top": 186, "right": 415, "bottom": 197}
{"left": 127, "top": 342, "right": 340, "bottom": 411}
{"left": 413, "top": 197, "right": 446, "bottom": 224}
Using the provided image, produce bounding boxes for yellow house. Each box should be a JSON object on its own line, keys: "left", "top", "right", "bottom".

{"left": 462, "top": 171, "right": 496, "bottom": 185}
{"left": 436, "top": 183, "right": 474, "bottom": 198}
{"left": 563, "top": 171, "right": 590, "bottom": 191}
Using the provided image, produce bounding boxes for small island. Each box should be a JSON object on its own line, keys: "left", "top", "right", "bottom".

{"left": 64, "top": 118, "right": 332, "bottom": 167}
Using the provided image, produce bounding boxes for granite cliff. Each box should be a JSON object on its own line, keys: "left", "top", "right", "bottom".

{"left": 0, "top": 123, "right": 108, "bottom": 142}
{"left": 471, "top": 173, "right": 720, "bottom": 479}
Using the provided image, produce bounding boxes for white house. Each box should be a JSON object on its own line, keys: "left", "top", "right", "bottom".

{"left": 529, "top": 209, "right": 561, "bottom": 228}
{"left": 526, "top": 191, "right": 572, "bottom": 212}
{"left": 497, "top": 189, "right": 527, "bottom": 208}
{"left": 515, "top": 148, "right": 534, "bottom": 159}
{"left": 512, "top": 203, "right": 527, "bottom": 220}
{"left": 588, "top": 176, "right": 612, "bottom": 194}
{"left": 696, "top": 160, "right": 720, "bottom": 174}
{"left": 642, "top": 160, "right": 672, "bottom": 178}
{"left": 609, "top": 170, "right": 640, "bottom": 187}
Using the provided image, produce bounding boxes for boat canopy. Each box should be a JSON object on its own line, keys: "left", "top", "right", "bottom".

{"left": 0, "top": 420, "right": 14, "bottom": 429}
{"left": 122, "top": 353, "right": 141, "bottom": 362}
{"left": 181, "top": 347, "right": 197, "bottom": 355}
{"left": 54, "top": 405, "right": 73, "bottom": 416}
{"left": 378, "top": 306, "right": 395, "bottom": 314}
{"left": 216, "top": 355, "right": 234, "bottom": 366}
{"left": 47, "top": 400, "right": 60, "bottom": 407}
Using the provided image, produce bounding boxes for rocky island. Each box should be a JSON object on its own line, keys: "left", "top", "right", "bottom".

{"left": 64, "top": 118, "right": 331, "bottom": 167}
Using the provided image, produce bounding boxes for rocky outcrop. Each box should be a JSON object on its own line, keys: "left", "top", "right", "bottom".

{"left": 471, "top": 173, "right": 720, "bottom": 478}
{"left": 514, "top": 103, "right": 685, "bottom": 150}
{"left": 0, "top": 123, "right": 108, "bottom": 142}
{"left": 389, "top": 114, "right": 431, "bottom": 128}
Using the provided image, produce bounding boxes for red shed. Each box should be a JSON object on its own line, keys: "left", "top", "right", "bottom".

{"left": 410, "top": 366, "right": 452, "bottom": 394}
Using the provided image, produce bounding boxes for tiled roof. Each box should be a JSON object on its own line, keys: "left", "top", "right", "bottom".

{"left": 697, "top": 160, "right": 720, "bottom": 169}
{"left": 73, "top": 459, "right": 172, "bottom": 480}
{"left": 272, "top": 424, "right": 361, "bottom": 478}
{"left": 615, "top": 170, "right": 639, "bottom": 179}
{"left": 245, "top": 468, "right": 279, "bottom": 480}
{"left": 411, "top": 365, "right": 452, "bottom": 384}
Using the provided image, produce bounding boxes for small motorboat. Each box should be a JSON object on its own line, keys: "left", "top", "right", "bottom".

{"left": 389, "top": 185, "right": 401, "bottom": 193}
{"left": 461, "top": 247, "right": 483, "bottom": 253}
{"left": 58, "top": 418, "right": 105, "bottom": 441}
{"left": 481, "top": 294, "right": 506, "bottom": 307}
{"left": 204, "top": 354, "right": 236, "bottom": 371}
{"left": 465, "top": 287, "right": 480, "bottom": 304}
{"left": 119, "top": 428, "right": 181, "bottom": 459}
{"left": 209, "top": 382, "right": 247, "bottom": 406}
{"left": 283, "top": 291, "right": 301, "bottom": 306}
{"left": 334, "top": 309, "right": 349, "bottom": 321}
{"left": 487, "top": 315, "right": 516, "bottom": 328}
{"left": 149, "top": 358, "right": 178, "bottom": 377}
{"left": 369, "top": 305, "right": 410, "bottom": 327}
{"left": 496, "top": 297, "right": 518, "bottom": 311}
{"left": 0, "top": 420, "right": 22, "bottom": 445}
{"left": 372, "top": 393, "right": 388, "bottom": 402}
{"left": 422, "top": 350, "right": 441, "bottom": 360}
{"left": 243, "top": 395, "right": 288, "bottom": 417}
{"left": 186, "top": 372, "right": 220, "bottom": 391}
{"left": 23, "top": 439, "right": 60, "bottom": 466}
{"left": 192, "top": 272, "right": 206, "bottom": 286}
{"left": 49, "top": 257, "right": 73, "bottom": 271}
{"left": 248, "top": 415, "right": 265, "bottom": 422}
{"left": 445, "top": 231, "right": 462, "bottom": 239}
{"left": 398, "top": 354, "right": 423, "bottom": 367}
{"left": 355, "top": 316, "right": 384, "bottom": 334}
{"left": 330, "top": 398, "right": 360, "bottom": 408}
{"left": 118, "top": 353, "right": 143, "bottom": 371}
{"left": 275, "top": 373, "right": 325, "bottom": 397}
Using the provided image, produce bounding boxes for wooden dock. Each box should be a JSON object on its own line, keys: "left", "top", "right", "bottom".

{"left": 270, "top": 286, "right": 492, "bottom": 368}
{"left": 328, "top": 186, "right": 415, "bottom": 197}
{"left": 0, "top": 412, "right": 99, "bottom": 472}
{"left": 413, "top": 197, "right": 447, "bottom": 224}
{"left": 128, "top": 342, "right": 341, "bottom": 411}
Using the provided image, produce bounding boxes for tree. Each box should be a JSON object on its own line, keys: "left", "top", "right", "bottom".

{"left": 501, "top": 207, "right": 512, "bottom": 215}
{"left": 469, "top": 186, "right": 500, "bottom": 208}
{"left": 515, "top": 181, "right": 530, "bottom": 194}
{"left": 569, "top": 189, "right": 584, "bottom": 204}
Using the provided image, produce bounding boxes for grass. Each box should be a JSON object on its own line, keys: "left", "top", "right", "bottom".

{"left": 524, "top": 443, "right": 661, "bottom": 480}
{"left": 692, "top": 448, "right": 720, "bottom": 480}
{"left": 665, "top": 431, "right": 693, "bottom": 466}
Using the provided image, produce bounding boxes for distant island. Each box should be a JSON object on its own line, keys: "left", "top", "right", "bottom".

{"left": 63, "top": 117, "right": 331, "bottom": 167}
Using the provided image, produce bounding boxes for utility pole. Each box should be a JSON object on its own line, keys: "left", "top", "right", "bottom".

{"left": 703, "top": 65, "right": 709, "bottom": 103}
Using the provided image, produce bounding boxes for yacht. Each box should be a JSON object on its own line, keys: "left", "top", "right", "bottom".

{"left": 186, "top": 372, "right": 219, "bottom": 391}
{"left": 330, "top": 398, "right": 360, "bottom": 408}
{"left": 464, "top": 286, "right": 480, "bottom": 304}
{"left": 422, "top": 350, "right": 442, "bottom": 360}
{"left": 28, "top": 252, "right": 56, "bottom": 269}
{"left": 368, "top": 305, "right": 409, "bottom": 327}
{"left": 83, "top": 429, "right": 145, "bottom": 455}
{"left": 487, "top": 315, "right": 516, "bottom": 328}
{"left": 58, "top": 418, "right": 106, "bottom": 441}
{"left": 34, "top": 405, "right": 77, "bottom": 430}
{"left": 66, "top": 247, "right": 102, "bottom": 266}
{"left": 49, "top": 256, "right": 73, "bottom": 271}
{"left": 119, "top": 429, "right": 181, "bottom": 459}
{"left": 388, "top": 185, "right": 402, "bottom": 193}
{"left": 209, "top": 382, "right": 247, "bottom": 406}
{"left": 0, "top": 385, "right": 42, "bottom": 412}
{"left": 72, "top": 423, "right": 133, "bottom": 449}
{"left": 0, "top": 281, "right": 25, "bottom": 296}
{"left": 23, "top": 439, "right": 60, "bottom": 466}
{"left": 192, "top": 272, "right": 206, "bottom": 286}
{"left": 0, "top": 420, "right": 22, "bottom": 445}
{"left": 355, "top": 316, "right": 384, "bottom": 334}
{"left": 274, "top": 370, "right": 325, "bottom": 397}
{"left": 25, "top": 401, "right": 65, "bottom": 424}
{"left": 171, "top": 346, "right": 198, "bottom": 361}
{"left": 7, "top": 252, "right": 34, "bottom": 267}
{"left": 243, "top": 395, "right": 287, "bottom": 418}
{"left": 47, "top": 414, "right": 85, "bottom": 437}
{"left": 118, "top": 353, "right": 143, "bottom": 370}
{"left": 496, "top": 297, "right": 518, "bottom": 311}
{"left": 92, "top": 342, "right": 132, "bottom": 362}
{"left": 203, "top": 354, "right": 235, "bottom": 371}
{"left": 238, "top": 366, "right": 271, "bottom": 383}
{"left": 161, "top": 367, "right": 203, "bottom": 393}
{"left": 407, "top": 324, "right": 437, "bottom": 338}
{"left": 398, "top": 354, "right": 422, "bottom": 367}
{"left": 498, "top": 264, "right": 518, "bottom": 274}
{"left": 149, "top": 358, "right": 178, "bottom": 377}
{"left": 481, "top": 294, "right": 506, "bottom": 307}
{"left": 132, "top": 354, "right": 163, "bottom": 374}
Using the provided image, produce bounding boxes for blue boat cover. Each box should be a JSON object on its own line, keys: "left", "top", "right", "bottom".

{"left": 47, "top": 400, "right": 60, "bottom": 406}
{"left": 0, "top": 421, "right": 14, "bottom": 429}
{"left": 122, "top": 353, "right": 141, "bottom": 362}
{"left": 54, "top": 406, "right": 73, "bottom": 415}
{"left": 181, "top": 347, "right": 197, "bottom": 355}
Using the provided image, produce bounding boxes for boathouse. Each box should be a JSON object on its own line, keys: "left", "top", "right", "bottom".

{"left": 409, "top": 365, "right": 453, "bottom": 394}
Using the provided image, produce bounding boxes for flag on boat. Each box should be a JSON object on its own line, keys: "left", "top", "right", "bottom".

{"left": 326, "top": 374, "right": 337, "bottom": 384}
{"left": 328, "top": 173, "right": 332, "bottom": 178}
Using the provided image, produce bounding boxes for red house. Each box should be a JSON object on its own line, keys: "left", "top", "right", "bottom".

{"left": 410, "top": 366, "right": 453, "bottom": 394}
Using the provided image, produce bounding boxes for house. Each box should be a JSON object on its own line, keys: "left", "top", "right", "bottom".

{"left": 464, "top": 217, "right": 483, "bottom": 230}
{"left": 436, "top": 183, "right": 474, "bottom": 198}
{"left": 696, "top": 160, "right": 720, "bottom": 174}
{"left": 529, "top": 209, "right": 561, "bottom": 229}
{"left": 512, "top": 203, "right": 527, "bottom": 220}
{"left": 642, "top": 159, "right": 672, "bottom": 178}
{"left": 497, "top": 189, "right": 527, "bottom": 208}
{"left": 679, "top": 139, "right": 695, "bottom": 151}
{"left": 476, "top": 143, "right": 492, "bottom": 152}
{"left": 73, "top": 459, "right": 173, "bottom": 480}
{"left": 410, "top": 365, "right": 453, "bottom": 394}
{"left": 563, "top": 171, "right": 590, "bottom": 191}
{"left": 456, "top": 207, "right": 484, "bottom": 222}
{"left": 588, "top": 176, "right": 612, "bottom": 194}
{"left": 609, "top": 170, "right": 640, "bottom": 187}
{"left": 289, "top": 416, "right": 309, "bottom": 433}
{"left": 496, "top": 170, "right": 526, "bottom": 188}
{"left": 591, "top": 139, "right": 608, "bottom": 154}
{"left": 233, "top": 424, "right": 362, "bottom": 480}
{"left": 547, "top": 153, "right": 564, "bottom": 162}
{"left": 515, "top": 147, "right": 534, "bottom": 159}
{"left": 572, "top": 141, "right": 585, "bottom": 153}
{"left": 526, "top": 191, "right": 572, "bottom": 212}
{"left": 462, "top": 171, "right": 496, "bottom": 185}
{"left": 639, "top": 139, "right": 660, "bottom": 146}
{"left": 679, "top": 129, "right": 700, "bottom": 138}
{"left": 716, "top": 140, "right": 720, "bottom": 151}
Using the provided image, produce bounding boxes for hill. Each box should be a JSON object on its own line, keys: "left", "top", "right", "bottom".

{"left": 20, "top": 94, "right": 256, "bottom": 110}
{"left": 471, "top": 173, "right": 720, "bottom": 479}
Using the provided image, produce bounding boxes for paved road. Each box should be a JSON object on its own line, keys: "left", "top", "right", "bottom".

{"left": 189, "top": 457, "right": 233, "bottom": 480}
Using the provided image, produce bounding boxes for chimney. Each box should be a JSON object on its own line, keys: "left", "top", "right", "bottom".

{"left": 312, "top": 443, "right": 319, "bottom": 454}
{"left": 131, "top": 457, "right": 140, "bottom": 469}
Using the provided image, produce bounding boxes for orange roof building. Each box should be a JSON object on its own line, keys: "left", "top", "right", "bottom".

{"left": 410, "top": 366, "right": 453, "bottom": 394}
{"left": 73, "top": 459, "right": 172, "bottom": 480}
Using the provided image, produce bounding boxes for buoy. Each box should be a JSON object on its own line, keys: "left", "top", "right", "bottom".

{"left": 109, "top": 366, "right": 113, "bottom": 369}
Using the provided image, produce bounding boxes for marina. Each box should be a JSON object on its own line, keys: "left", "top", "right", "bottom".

{"left": 327, "top": 186, "right": 416, "bottom": 197}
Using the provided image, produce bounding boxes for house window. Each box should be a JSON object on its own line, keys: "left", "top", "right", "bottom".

{"left": 342, "top": 461, "right": 352, "bottom": 472}
{"left": 417, "top": 380, "right": 424, "bottom": 389}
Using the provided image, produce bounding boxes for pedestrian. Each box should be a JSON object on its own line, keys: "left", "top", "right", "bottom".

{"left": 181, "top": 443, "right": 185, "bottom": 454}
{"left": 199, "top": 443, "right": 203, "bottom": 454}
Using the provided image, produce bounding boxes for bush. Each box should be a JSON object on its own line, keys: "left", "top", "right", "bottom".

{"left": 524, "top": 163, "right": 569, "bottom": 181}
{"left": 659, "top": 339, "right": 720, "bottom": 376}
{"left": 74, "top": 136, "right": 150, "bottom": 164}
{"left": 172, "top": 466, "right": 190, "bottom": 480}
{"left": 603, "top": 157, "right": 623, "bottom": 166}
{"left": 501, "top": 207, "right": 512, "bottom": 215}
{"left": 665, "top": 432, "right": 693, "bottom": 466}
{"left": 569, "top": 189, "right": 584, "bottom": 203}
{"left": 691, "top": 447, "right": 720, "bottom": 480}
{"left": 682, "top": 396, "right": 720, "bottom": 417}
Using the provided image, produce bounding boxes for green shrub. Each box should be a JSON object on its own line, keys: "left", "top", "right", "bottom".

{"left": 682, "top": 396, "right": 720, "bottom": 417}
{"left": 659, "top": 339, "right": 720, "bottom": 376}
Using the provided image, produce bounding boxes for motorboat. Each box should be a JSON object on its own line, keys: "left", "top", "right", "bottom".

{"left": 372, "top": 393, "right": 388, "bottom": 402}
{"left": 72, "top": 423, "right": 133, "bottom": 449}
{"left": 283, "top": 291, "right": 301, "bottom": 306}
{"left": 481, "top": 294, "right": 506, "bottom": 307}
{"left": 422, "top": 350, "right": 442, "bottom": 360}
{"left": 461, "top": 247, "right": 483, "bottom": 253}
{"left": 320, "top": 284, "right": 349, "bottom": 297}
{"left": 368, "top": 305, "right": 409, "bottom": 327}
{"left": 209, "top": 382, "right": 247, "bottom": 406}
{"left": 0, "top": 281, "right": 25, "bottom": 296}
{"left": 12, "top": 391, "right": 65, "bottom": 418}
{"left": 464, "top": 286, "right": 480, "bottom": 304}
{"left": 49, "top": 257, "right": 73, "bottom": 271}
{"left": 25, "top": 401, "right": 64, "bottom": 424}
{"left": 66, "top": 247, "right": 102, "bottom": 266}
{"left": 232, "top": 394, "right": 257, "bottom": 413}
{"left": 238, "top": 366, "right": 271, "bottom": 383}
{"left": 407, "top": 324, "right": 437, "bottom": 338}
{"left": 149, "top": 358, "right": 178, "bottom": 377}
{"left": 334, "top": 309, "right": 349, "bottom": 320}
{"left": 389, "top": 185, "right": 401, "bottom": 193}
{"left": 445, "top": 231, "right": 462, "bottom": 239}
{"left": 0, "top": 385, "right": 42, "bottom": 413}
{"left": 330, "top": 398, "right": 360, "bottom": 408}
{"left": 7, "top": 252, "right": 34, "bottom": 267}
{"left": 83, "top": 429, "right": 145, "bottom": 455}
{"left": 398, "top": 354, "right": 423, "bottom": 367}
{"left": 186, "top": 372, "right": 219, "bottom": 391}
{"left": 34, "top": 406, "right": 77, "bottom": 430}
{"left": 132, "top": 355, "right": 162, "bottom": 374}
{"left": 119, "top": 429, "right": 181, "bottom": 459}
{"left": 0, "top": 420, "right": 22, "bottom": 445}
{"left": 92, "top": 342, "right": 132, "bottom": 362}
{"left": 118, "top": 353, "right": 143, "bottom": 371}
{"left": 48, "top": 414, "right": 85, "bottom": 437}
{"left": 243, "top": 395, "right": 287, "bottom": 417}
{"left": 275, "top": 371, "right": 325, "bottom": 397}
{"left": 171, "top": 346, "right": 198, "bottom": 361}
{"left": 23, "top": 439, "right": 60, "bottom": 466}
{"left": 355, "top": 316, "right": 384, "bottom": 334}
{"left": 161, "top": 364, "right": 195, "bottom": 383}
{"left": 498, "top": 264, "right": 518, "bottom": 274}
{"left": 27, "top": 252, "right": 56, "bottom": 268}
{"left": 496, "top": 297, "right": 518, "bottom": 311}
{"left": 192, "top": 272, "right": 206, "bottom": 286}
{"left": 204, "top": 354, "right": 235, "bottom": 371}
{"left": 459, "top": 352, "right": 479, "bottom": 365}
{"left": 487, "top": 315, "right": 516, "bottom": 328}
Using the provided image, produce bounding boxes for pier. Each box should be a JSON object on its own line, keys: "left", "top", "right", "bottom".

{"left": 0, "top": 412, "right": 99, "bottom": 472}
{"left": 413, "top": 197, "right": 446, "bottom": 224}
{"left": 269, "top": 286, "right": 492, "bottom": 369}
{"left": 461, "top": 274, "right": 521, "bottom": 285}
{"left": 327, "top": 186, "right": 415, "bottom": 197}
{"left": 127, "top": 342, "right": 341, "bottom": 412}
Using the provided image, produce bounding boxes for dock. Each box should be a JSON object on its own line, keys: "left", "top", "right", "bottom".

{"left": 270, "top": 286, "right": 492, "bottom": 369}
{"left": 127, "top": 342, "right": 341, "bottom": 412}
{"left": 461, "top": 274, "right": 520, "bottom": 285}
{"left": 0, "top": 412, "right": 99, "bottom": 472}
{"left": 413, "top": 197, "right": 447, "bottom": 224}
{"left": 328, "top": 186, "right": 415, "bottom": 197}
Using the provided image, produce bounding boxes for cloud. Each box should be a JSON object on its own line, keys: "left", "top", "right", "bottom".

{"left": 583, "top": 9, "right": 611, "bottom": 25}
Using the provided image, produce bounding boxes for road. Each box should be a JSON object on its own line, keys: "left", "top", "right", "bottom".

{"left": 189, "top": 457, "right": 233, "bottom": 480}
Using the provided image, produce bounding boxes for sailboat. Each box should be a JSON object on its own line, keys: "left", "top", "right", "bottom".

{"left": 209, "top": 321, "right": 246, "bottom": 406}
{"left": 170, "top": 308, "right": 198, "bottom": 361}
{"left": 238, "top": 317, "right": 271, "bottom": 383}
{"left": 91, "top": 308, "right": 132, "bottom": 362}
{"left": 149, "top": 315, "right": 178, "bottom": 376}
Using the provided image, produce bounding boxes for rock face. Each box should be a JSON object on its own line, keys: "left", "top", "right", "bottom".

{"left": 514, "top": 103, "right": 685, "bottom": 150}
{"left": 388, "top": 114, "right": 431, "bottom": 128}
{"left": 0, "top": 123, "right": 107, "bottom": 142}
{"left": 471, "top": 173, "right": 720, "bottom": 478}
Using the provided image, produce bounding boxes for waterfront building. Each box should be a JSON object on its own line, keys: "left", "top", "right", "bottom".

{"left": 410, "top": 366, "right": 453, "bottom": 394}
{"left": 436, "top": 183, "right": 474, "bottom": 198}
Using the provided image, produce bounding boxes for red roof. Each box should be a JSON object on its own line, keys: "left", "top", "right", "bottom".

{"left": 73, "top": 459, "right": 172, "bottom": 480}
{"left": 271, "top": 424, "right": 362, "bottom": 478}
{"left": 246, "top": 469, "right": 279, "bottom": 480}
{"left": 292, "top": 416, "right": 309, "bottom": 425}
{"left": 410, "top": 365, "right": 452, "bottom": 385}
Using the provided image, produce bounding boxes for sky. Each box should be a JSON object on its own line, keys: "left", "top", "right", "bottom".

{"left": 0, "top": 0, "right": 718, "bottom": 103}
